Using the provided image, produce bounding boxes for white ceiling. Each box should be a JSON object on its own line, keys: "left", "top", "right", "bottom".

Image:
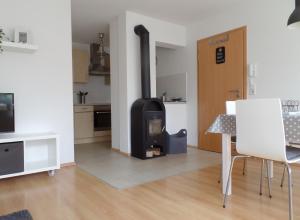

{"left": 71, "top": 0, "right": 241, "bottom": 44}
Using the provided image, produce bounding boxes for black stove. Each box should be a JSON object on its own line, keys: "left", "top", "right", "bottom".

{"left": 131, "top": 25, "right": 166, "bottom": 159}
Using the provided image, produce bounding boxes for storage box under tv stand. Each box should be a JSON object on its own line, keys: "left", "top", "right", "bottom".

{"left": 0, "top": 132, "right": 60, "bottom": 179}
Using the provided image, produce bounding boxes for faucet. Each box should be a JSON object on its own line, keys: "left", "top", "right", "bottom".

{"left": 161, "top": 92, "right": 167, "bottom": 102}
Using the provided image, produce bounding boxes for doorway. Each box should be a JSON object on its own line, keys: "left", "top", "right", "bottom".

{"left": 197, "top": 27, "right": 247, "bottom": 152}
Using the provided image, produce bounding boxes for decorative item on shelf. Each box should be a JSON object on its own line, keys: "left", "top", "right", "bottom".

{"left": 89, "top": 33, "right": 110, "bottom": 75}
{"left": 77, "top": 91, "right": 88, "bottom": 104}
{"left": 161, "top": 92, "right": 167, "bottom": 102}
{"left": 0, "top": 28, "right": 5, "bottom": 52}
{"left": 288, "top": 0, "right": 300, "bottom": 28}
{"left": 0, "top": 28, "right": 37, "bottom": 53}
{"left": 14, "top": 29, "right": 29, "bottom": 43}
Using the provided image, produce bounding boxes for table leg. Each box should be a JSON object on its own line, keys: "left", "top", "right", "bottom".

{"left": 266, "top": 160, "right": 274, "bottom": 178}
{"left": 222, "top": 134, "right": 232, "bottom": 195}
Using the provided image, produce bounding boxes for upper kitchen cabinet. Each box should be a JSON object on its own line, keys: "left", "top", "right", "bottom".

{"left": 73, "top": 48, "right": 89, "bottom": 83}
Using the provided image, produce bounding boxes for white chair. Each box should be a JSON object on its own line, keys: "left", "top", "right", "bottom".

{"left": 223, "top": 99, "right": 300, "bottom": 220}
{"left": 223, "top": 101, "right": 267, "bottom": 194}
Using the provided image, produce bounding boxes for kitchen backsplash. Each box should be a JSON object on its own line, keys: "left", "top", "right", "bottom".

{"left": 73, "top": 75, "right": 111, "bottom": 104}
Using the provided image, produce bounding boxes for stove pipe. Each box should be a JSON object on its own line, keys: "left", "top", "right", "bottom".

{"left": 134, "top": 25, "right": 151, "bottom": 99}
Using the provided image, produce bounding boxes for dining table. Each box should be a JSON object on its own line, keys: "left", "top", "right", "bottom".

{"left": 207, "top": 112, "right": 300, "bottom": 195}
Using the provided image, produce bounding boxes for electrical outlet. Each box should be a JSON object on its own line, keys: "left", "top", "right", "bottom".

{"left": 248, "top": 64, "right": 257, "bottom": 78}
{"left": 249, "top": 83, "right": 256, "bottom": 95}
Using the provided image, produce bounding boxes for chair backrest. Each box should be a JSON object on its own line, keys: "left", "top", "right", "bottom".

{"left": 226, "top": 101, "right": 236, "bottom": 114}
{"left": 281, "top": 99, "right": 300, "bottom": 113}
{"left": 236, "top": 99, "right": 287, "bottom": 162}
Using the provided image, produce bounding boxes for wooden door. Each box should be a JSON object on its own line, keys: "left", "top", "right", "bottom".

{"left": 198, "top": 27, "right": 247, "bottom": 152}
{"left": 73, "top": 48, "right": 89, "bottom": 83}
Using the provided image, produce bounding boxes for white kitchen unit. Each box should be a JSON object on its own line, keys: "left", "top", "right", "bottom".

{"left": 74, "top": 105, "right": 94, "bottom": 141}
{"left": 0, "top": 132, "right": 60, "bottom": 179}
{"left": 164, "top": 102, "right": 187, "bottom": 134}
{"left": 74, "top": 104, "right": 111, "bottom": 144}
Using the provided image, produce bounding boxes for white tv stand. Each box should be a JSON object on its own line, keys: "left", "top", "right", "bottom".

{"left": 0, "top": 132, "right": 60, "bottom": 179}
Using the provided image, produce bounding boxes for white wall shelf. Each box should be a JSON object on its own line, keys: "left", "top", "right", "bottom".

{"left": 0, "top": 132, "right": 60, "bottom": 179}
{"left": 1, "top": 41, "right": 38, "bottom": 53}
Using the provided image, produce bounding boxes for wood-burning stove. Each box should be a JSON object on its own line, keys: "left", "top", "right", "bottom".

{"left": 131, "top": 25, "right": 167, "bottom": 159}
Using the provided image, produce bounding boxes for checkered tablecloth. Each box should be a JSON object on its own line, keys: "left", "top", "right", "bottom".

{"left": 207, "top": 113, "right": 300, "bottom": 144}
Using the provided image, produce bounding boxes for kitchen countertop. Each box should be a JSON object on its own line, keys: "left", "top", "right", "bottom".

{"left": 164, "top": 101, "right": 186, "bottom": 104}
{"left": 74, "top": 102, "right": 186, "bottom": 106}
{"left": 74, "top": 102, "right": 111, "bottom": 106}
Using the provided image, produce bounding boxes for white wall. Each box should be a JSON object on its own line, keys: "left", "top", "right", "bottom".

{"left": 156, "top": 74, "right": 187, "bottom": 99}
{"left": 0, "top": 0, "right": 74, "bottom": 164}
{"left": 126, "top": 11, "right": 186, "bottom": 99}
{"left": 156, "top": 47, "right": 186, "bottom": 77}
{"left": 165, "top": 103, "right": 187, "bottom": 134}
{"left": 184, "top": 0, "right": 300, "bottom": 146}
{"left": 110, "top": 13, "right": 128, "bottom": 151}
{"left": 110, "top": 11, "right": 186, "bottom": 153}
{"left": 156, "top": 47, "right": 187, "bottom": 99}
{"left": 109, "top": 17, "right": 121, "bottom": 150}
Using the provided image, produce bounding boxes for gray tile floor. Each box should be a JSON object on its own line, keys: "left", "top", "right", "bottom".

{"left": 75, "top": 142, "right": 221, "bottom": 189}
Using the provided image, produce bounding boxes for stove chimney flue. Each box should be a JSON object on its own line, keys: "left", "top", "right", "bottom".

{"left": 134, "top": 25, "right": 151, "bottom": 99}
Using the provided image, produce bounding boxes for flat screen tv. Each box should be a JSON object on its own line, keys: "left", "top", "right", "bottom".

{"left": 0, "top": 93, "right": 14, "bottom": 132}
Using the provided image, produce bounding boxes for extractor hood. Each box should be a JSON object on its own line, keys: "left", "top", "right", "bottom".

{"left": 89, "top": 33, "right": 110, "bottom": 76}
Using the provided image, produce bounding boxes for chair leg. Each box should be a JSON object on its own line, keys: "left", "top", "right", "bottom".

{"left": 219, "top": 157, "right": 247, "bottom": 184}
{"left": 286, "top": 163, "right": 293, "bottom": 220}
{"left": 223, "top": 155, "right": 251, "bottom": 208}
{"left": 223, "top": 156, "right": 238, "bottom": 208}
{"left": 281, "top": 164, "right": 286, "bottom": 188}
{"left": 242, "top": 158, "right": 247, "bottom": 176}
{"left": 259, "top": 159, "right": 264, "bottom": 196}
{"left": 265, "top": 160, "right": 272, "bottom": 198}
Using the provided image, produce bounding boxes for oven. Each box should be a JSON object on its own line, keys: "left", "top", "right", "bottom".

{"left": 94, "top": 105, "right": 111, "bottom": 131}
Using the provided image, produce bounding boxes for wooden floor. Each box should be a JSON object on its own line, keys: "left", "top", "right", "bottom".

{"left": 0, "top": 159, "right": 300, "bottom": 219}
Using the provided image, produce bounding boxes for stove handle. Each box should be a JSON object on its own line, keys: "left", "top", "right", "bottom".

{"left": 95, "top": 111, "right": 110, "bottom": 114}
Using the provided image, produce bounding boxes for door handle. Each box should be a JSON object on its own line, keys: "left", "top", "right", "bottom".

{"left": 228, "top": 89, "right": 240, "bottom": 98}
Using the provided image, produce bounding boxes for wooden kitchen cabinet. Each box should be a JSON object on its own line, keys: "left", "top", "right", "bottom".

{"left": 74, "top": 106, "right": 94, "bottom": 140}
{"left": 74, "top": 105, "right": 111, "bottom": 144}
{"left": 72, "top": 48, "right": 89, "bottom": 83}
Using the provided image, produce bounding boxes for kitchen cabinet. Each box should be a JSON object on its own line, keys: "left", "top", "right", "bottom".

{"left": 72, "top": 48, "right": 89, "bottom": 83}
{"left": 74, "top": 106, "right": 94, "bottom": 140}
{"left": 74, "top": 105, "right": 112, "bottom": 144}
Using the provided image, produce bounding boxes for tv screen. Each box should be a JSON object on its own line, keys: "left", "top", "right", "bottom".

{"left": 0, "top": 93, "right": 14, "bottom": 132}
